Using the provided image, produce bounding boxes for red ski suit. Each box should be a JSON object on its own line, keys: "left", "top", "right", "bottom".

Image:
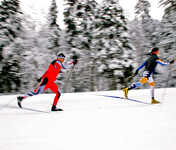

{"left": 25, "top": 59, "right": 74, "bottom": 106}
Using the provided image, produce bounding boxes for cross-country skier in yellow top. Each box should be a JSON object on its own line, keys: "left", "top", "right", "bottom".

{"left": 123, "top": 47, "right": 174, "bottom": 104}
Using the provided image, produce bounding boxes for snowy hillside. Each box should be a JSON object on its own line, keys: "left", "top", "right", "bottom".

{"left": 1, "top": 88, "right": 176, "bottom": 150}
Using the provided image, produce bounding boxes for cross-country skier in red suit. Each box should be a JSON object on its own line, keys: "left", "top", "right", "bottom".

{"left": 17, "top": 53, "right": 78, "bottom": 111}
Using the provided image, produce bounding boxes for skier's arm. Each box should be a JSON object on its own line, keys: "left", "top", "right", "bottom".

{"left": 55, "top": 61, "right": 74, "bottom": 69}
{"left": 156, "top": 59, "right": 170, "bottom": 66}
{"left": 132, "top": 61, "right": 146, "bottom": 76}
{"left": 129, "top": 61, "right": 146, "bottom": 77}
{"left": 62, "top": 62, "right": 74, "bottom": 69}
{"left": 137, "top": 62, "right": 146, "bottom": 71}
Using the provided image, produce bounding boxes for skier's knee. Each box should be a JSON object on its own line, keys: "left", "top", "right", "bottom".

{"left": 140, "top": 77, "right": 148, "bottom": 85}
{"left": 57, "top": 90, "right": 61, "bottom": 99}
{"left": 148, "top": 82, "right": 155, "bottom": 87}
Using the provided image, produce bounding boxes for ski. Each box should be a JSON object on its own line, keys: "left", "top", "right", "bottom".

{"left": 98, "top": 95, "right": 151, "bottom": 105}
{"left": 20, "top": 107, "right": 50, "bottom": 113}
{"left": 18, "top": 106, "right": 63, "bottom": 113}
{"left": 17, "top": 102, "right": 50, "bottom": 113}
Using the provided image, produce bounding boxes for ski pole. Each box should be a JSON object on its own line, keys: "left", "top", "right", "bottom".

{"left": 127, "top": 70, "right": 138, "bottom": 79}
{"left": 63, "top": 65, "right": 75, "bottom": 91}
{"left": 127, "top": 74, "right": 135, "bottom": 79}
{"left": 161, "top": 64, "right": 173, "bottom": 103}
{"left": 166, "top": 64, "right": 172, "bottom": 87}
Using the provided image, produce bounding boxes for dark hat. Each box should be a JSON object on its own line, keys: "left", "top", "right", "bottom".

{"left": 57, "top": 53, "right": 65, "bottom": 58}
{"left": 151, "top": 47, "right": 159, "bottom": 53}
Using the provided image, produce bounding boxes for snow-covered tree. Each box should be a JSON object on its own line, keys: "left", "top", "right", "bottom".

{"left": 159, "top": 0, "right": 176, "bottom": 87}
{"left": 70, "top": 0, "right": 98, "bottom": 92}
{"left": 63, "top": 0, "right": 80, "bottom": 92}
{"left": 0, "top": 0, "right": 23, "bottom": 93}
{"left": 135, "top": 0, "right": 157, "bottom": 53}
{"left": 64, "top": 0, "right": 98, "bottom": 92}
{"left": 92, "top": 0, "right": 135, "bottom": 90}
{"left": 135, "top": 0, "right": 161, "bottom": 52}
{"left": 0, "top": 0, "right": 20, "bottom": 59}
{"left": 46, "top": 0, "right": 60, "bottom": 52}
{"left": 64, "top": 0, "right": 79, "bottom": 55}
{"left": 135, "top": 0, "right": 151, "bottom": 20}
{"left": 129, "top": 19, "right": 146, "bottom": 66}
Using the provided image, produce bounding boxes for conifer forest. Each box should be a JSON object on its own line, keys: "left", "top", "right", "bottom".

{"left": 0, "top": 0, "right": 176, "bottom": 94}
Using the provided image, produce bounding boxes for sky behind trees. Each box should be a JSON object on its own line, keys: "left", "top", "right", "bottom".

{"left": 19, "top": 0, "right": 165, "bottom": 29}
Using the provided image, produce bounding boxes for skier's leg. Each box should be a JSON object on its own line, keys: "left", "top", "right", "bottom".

{"left": 123, "top": 71, "right": 149, "bottom": 98}
{"left": 147, "top": 77, "right": 160, "bottom": 104}
{"left": 24, "top": 77, "right": 49, "bottom": 98}
{"left": 130, "top": 70, "right": 151, "bottom": 89}
{"left": 148, "top": 82, "right": 155, "bottom": 98}
{"left": 17, "top": 77, "right": 49, "bottom": 108}
{"left": 49, "top": 82, "right": 62, "bottom": 111}
{"left": 123, "top": 80, "right": 143, "bottom": 99}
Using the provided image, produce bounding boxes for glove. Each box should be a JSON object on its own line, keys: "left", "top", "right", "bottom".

{"left": 134, "top": 70, "right": 138, "bottom": 76}
{"left": 73, "top": 59, "right": 78, "bottom": 65}
{"left": 170, "top": 59, "right": 174, "bottom": 64}
{"left": 37, "top": 78, "right": 42, "bottom": 82}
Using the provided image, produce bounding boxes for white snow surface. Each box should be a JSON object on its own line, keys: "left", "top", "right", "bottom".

{"left": 1, "top": 88, "right": 176, "bottom": 150}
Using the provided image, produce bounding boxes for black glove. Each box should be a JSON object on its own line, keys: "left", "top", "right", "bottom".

{"left": 134, "top": 70, "right": 138, "bottom": 76}
{"left": 37, "top": 78, "right": 42, "bottom": 82}
{"left": 73, "top": 59, "right": 78, "bottom": 65}
{"left": 170, "top": 59, "right": 174, "bottom": 64}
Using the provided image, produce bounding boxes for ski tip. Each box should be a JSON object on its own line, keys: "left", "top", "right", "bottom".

{"left": 17, "top": 102, "right": 22, "bottom": 108}
{"left": 17, "top": 96, "right": 23, "bottom": 108}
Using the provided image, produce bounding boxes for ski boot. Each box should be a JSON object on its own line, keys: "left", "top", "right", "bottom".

{"left": 17, "top": 96, "right": 24, "bottom": 108}
{"left": 123, "top": 88, "right": 129, "bottom": 99}
{"left": 151, "top": 97, "right": 160, "bottom": 104}
{"left": 51, "top": 105, "right": 63, "bottom": 111}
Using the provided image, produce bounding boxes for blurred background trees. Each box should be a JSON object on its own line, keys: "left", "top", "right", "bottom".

{"left": 0, "top": 0, "right": 175, "bottom": 94}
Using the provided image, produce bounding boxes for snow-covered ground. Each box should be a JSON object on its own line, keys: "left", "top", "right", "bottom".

{"left": 1, "top": 88, "right": 176, "bottom": 150}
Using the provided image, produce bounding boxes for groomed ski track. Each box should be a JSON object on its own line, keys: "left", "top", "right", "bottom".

{"left": 97, "top": 95, "right": 151, "bottom": 105}
{"left": 0, "top": 88, "right": 176, "bottom": 150}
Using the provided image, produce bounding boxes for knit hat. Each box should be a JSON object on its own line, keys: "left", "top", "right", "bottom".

{"left": 57, "top": 53, "right": 65, "bottom": 59}
{"left": 151, "top": 47, "right": 159, "bottom": 54}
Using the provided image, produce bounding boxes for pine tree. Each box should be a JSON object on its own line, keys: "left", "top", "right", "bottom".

{"left": 82, "top": 0, "right": 98, "bottom": 91}
{"left": 63, "top": 0, "right": 98, "bottom": 92}
{"left": 135, "top": 0, "right": 154, "bottom": 52}
{"left": 159, "top": 0, "right": 176, "bottom": 87}
{"left": 70, "top": 0, "right": 98, "bottom": 92}
{"left": 129, "top": 19, "right": 146, "bottom": 66}
{"left": 64, "top": 0, "right": 79, "bottom": 57}
{"left": 47, "top": 0, "right": 60, "bottom": 52}
{"left": 92, "top": 0, "right": 135, "bottom": 90}
{"left": 64, "top": 0, "right": 85, "bottom": 92}
{"left": 0, "top": 0, "right": 23, "bottom": 93}
{"left": 134, "top": 0, "right": 161, "bottom": 53}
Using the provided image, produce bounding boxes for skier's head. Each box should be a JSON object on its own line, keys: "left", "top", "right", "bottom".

{"left": 151, "top": 47, "right": 159, "bottom": 55}
{"left": 57, "top": 53, "right": 65, "bottom": 63}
